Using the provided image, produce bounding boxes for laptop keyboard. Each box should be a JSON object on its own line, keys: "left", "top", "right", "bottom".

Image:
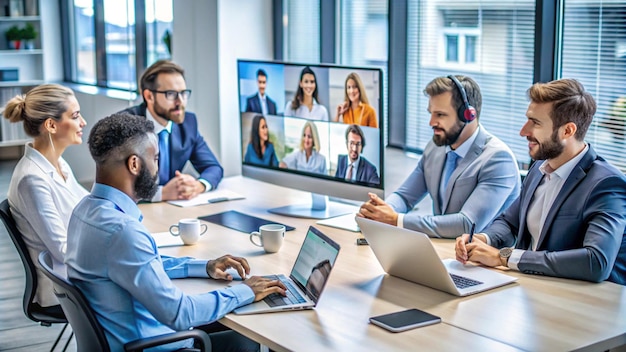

{"left": 263, "top": 275, "right": 307, "bottom": 307}
{"left": 450, "top": 273, "right": 483, "bottom": 289}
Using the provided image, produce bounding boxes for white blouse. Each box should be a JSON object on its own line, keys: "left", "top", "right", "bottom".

{"left": 284, "top": 98, "right": 329, "bottom": 121}
{"left": 281, "top": 150, "right": 328, "bottom": 175}
{"left": 8, "top": 143, "right": 88, "bottom": 307}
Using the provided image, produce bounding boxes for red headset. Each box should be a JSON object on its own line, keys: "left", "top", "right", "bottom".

{"left": 448, "top": 75, "right": 477, "bottom": 123}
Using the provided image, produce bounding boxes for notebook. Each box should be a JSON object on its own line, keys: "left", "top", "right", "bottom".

{"left": 356, "top": 217, "right": 517, "bottom": 296}
{"left": 234, "top": 226, "right": 340, "bottom": 314}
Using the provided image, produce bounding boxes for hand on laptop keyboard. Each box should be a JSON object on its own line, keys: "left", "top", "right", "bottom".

{"left": 244, "top": 275, "right": 287, "bottom": 301}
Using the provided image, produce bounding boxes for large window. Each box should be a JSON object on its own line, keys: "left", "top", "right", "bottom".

{"left": 282, "top": 0, "right": 320, "bottom": 63}
{"left": 406, "top": 0, "right": 536, "bottom": 168}
{"left": 64, "top": 0, "right": 172, "bottom": 90}
{"left": 560, "top": 0, "right": 626, "bottom": 172}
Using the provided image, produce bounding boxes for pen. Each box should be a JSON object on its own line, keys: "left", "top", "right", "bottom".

{"left": 469, "top": 222, "right": 475, "bottom": 243}
{"left": 207, "top": 197, "right": 229, "bottom": 203}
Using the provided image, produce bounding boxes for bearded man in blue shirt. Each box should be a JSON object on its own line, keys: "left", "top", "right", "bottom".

{"left": 66, "top": 112, "right": 285, "bottom": 351}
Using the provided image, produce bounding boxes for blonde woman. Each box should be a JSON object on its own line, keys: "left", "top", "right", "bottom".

{"left": 334, "top": 72, "right": 378, "bottom": 127}
{"left": 279, "top": 121, "right": 327, "bottom": 174}
{"left": 4, "top": 84, "right": 88, "bottom": 317}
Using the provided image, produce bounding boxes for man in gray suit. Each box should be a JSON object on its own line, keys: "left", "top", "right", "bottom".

{"left": 359, "top": 75, "right": 521, "bottom": 239}
{"left": 456, "top": 79, "right": 625, "bottom": 285}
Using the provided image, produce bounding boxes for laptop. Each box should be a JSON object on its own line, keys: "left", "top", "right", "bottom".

{"left": 356, "top": 217, "right": 517, "bottom": 296}
{"left": 234, "top": 226, "right": 340, "bottom": 314}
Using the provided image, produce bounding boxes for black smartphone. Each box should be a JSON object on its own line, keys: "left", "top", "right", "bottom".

{"left": 356, "top": 238, "right": 369, "bottom": 246}
{"left": 370, "top": 308, "right": 441, "bottom": 332}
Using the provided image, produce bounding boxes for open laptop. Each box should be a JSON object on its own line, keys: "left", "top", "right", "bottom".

{"left": 356, "top": 217, "right": 517, "bottom": 296}
{"left": 234, "top": 226, "right": 340, "bottom": 314}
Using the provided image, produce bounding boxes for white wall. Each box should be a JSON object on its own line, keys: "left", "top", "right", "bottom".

{"left": 62, "top": 0, "right": 273, "bottom": 184}
{"left": 174, "top": 0, "right": 274, "bottom": 177}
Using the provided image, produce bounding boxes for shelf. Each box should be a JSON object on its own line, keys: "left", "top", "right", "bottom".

{"left": 0, "top": 80, "right": 44, "bottom": 87}
{"left": 0, "top": 16, "right": 40, "bottom": 22}
{"left": 0, "top": 139, "right": 29, "bottom": 147}
{"left": 0, "top": 49, "right": 43, "bottom": 55}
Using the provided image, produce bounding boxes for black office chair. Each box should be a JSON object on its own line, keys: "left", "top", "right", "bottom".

{"left": 0, "top": 199, "right": 71, "bottom": 351}
{"left": 38, "top": 251, "right": 212, "bottom": 352}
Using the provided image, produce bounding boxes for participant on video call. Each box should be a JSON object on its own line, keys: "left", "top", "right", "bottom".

{"left": 66, "top": 113, "right": 286, "bottom": 351}
{"left": 245, "top": 69, "right": 277, "bottom": 115}
{"left": 358, "top": 75, "right": 521, "bottom": 239}
{"left": 279, "top": 121, "right": 328, "bottom": 174}
{"left": 121, "top": 60, "right": 223, "bottom": 202}
{"left": 4, "top": 84, "right": 88, "bottom": 318}
{"left": 284, "top": 66, "right": 330, "bottom": 121}
{"left": 455, "top": 79, "right": 626, "bottom": 285}
{"left": 305, "top": 259, "right": 331, "bottom": 300}
{"left": 335, "top": 124, "right": 380, "bottom": 184}
{"left": 333, "top": 72, "right": 378, "bottom": 128}
{"left": 244, "top": 114, "right": 279, "bottom": 167}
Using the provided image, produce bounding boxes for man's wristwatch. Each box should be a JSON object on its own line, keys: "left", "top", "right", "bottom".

{"left": 499, "top": 247, "right": 513, "bottom": 267}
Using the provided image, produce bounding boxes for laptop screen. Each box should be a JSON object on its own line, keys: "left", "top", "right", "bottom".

{"left": 290, "top": 226, "right": 340, "bottom": 302}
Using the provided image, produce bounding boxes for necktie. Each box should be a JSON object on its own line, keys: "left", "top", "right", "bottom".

{"left": 346, "top": 163, "right": 353, "bottom": 180}
{"left": 439, "top": 151, "right": 459, "bottom": 205}
{"left": 158, "top": 129, "right": 170, "bottom": 185}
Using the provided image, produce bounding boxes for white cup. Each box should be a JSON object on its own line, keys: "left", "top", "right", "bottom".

{"left": 169, "top": 218, "right": 208, "bottom": 245}
{"left": 249, "top": 224, "right": 285, "bottom": 253}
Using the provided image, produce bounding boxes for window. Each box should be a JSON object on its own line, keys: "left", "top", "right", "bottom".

{"left": 406, "top": 1, "right": 536, "bottom": 168}
{"left": 282, "top": 0, "right": 320, "bottom": 63}
{"left": 560, "top": 1, "right": 626, "bottom": 173}
{"left": 64, "top": 0, "right": 172, "bottom": 90}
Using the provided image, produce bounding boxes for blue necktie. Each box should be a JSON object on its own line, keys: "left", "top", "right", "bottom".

{"left": 439, "top": 151, "right": 459, "bottom": 206}
{"left": 158, "top": 129, "right": 170, "bottom": 185}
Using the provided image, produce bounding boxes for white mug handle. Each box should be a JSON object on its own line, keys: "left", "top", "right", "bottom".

{"left": 169, "top": 224, "right": 180, "bottom": 236}
{"left": 199, "top": 224, "right": 208, "bottom": 236}
{"left": 250, "top": 232, "right": 263, "bottom": 247}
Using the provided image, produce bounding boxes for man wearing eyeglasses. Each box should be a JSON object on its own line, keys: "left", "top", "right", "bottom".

{"left": 121, "top": 60, "right": 223, "bottom": 202}
{"left": 334, "top": 124, "right": 380, "bottom": 184}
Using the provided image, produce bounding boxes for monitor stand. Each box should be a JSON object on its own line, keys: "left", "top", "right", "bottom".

{"left": 268, "top": 193, "right": 357, "bottom": 219}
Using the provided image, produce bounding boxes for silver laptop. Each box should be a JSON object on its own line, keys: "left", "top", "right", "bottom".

{"left": 234, "top": 226, "right": 340, "bottom": 314}
{"left": 356, "top": 217, "right": 517, "bottom": 296}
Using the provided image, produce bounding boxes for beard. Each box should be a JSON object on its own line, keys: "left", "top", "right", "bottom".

{"left": 432, "top": 119, "right": 465, "bottom": 146}
{"left": 529, "top": 129, "right": 564, "bottom": 160}
{"left": 134, "top": 160, "right": 159, "bottom": 200}
{"left": 153, "top": 101, "right": 185, "bottom": 124}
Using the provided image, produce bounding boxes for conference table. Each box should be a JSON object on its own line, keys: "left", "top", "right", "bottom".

{"left": 141, "top": 176, "right": 626, "bottom": 352}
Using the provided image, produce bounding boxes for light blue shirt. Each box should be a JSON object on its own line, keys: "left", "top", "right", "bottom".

{"left": 65, "top": 183, "right": 254, "bottom": 351}
{"left": 284, "top": 98, "right": 329, "bottom": 121}
{"left": 281, "top": 150, "right": 327, "bottom": 175}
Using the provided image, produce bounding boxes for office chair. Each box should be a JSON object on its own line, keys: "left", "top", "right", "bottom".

{"left": 0, "top": 199, "right": 71, "bottom": 351}
{"left": 38, "top": 251, "right": 212, "bottom": 352}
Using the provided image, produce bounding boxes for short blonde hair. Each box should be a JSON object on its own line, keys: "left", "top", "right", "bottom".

{"left": 299, "top": 121, "right": 321, "bottom": 152}
{"left": 2, "top": 84, "right": 75, "bottom": 137}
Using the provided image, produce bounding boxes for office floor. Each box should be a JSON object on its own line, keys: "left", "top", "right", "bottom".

{"left": 0, "top": 147, "right": 424, "bottom": 351}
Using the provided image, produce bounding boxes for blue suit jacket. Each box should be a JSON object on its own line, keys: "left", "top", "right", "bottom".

{"left": 487, "top": 145, "right": 626, "bottom": 285}
{"left": 122, "top": 104, "right": 224, "bottom": 189}
{"left": 245, "top": 93, "right": 277, "bottom": 115}
{"left": 386, "top": 127, "right": 521, "bottom": 238}
{"left": 335, "top": 155, "right": 380, "bottom": 185}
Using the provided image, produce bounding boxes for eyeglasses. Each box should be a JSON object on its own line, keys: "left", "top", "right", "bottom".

{"left": 348, "top": 141, "right": 362, "bottom": 148}
{"left": 151, "top": 89, "right": 192, "bottom": 101}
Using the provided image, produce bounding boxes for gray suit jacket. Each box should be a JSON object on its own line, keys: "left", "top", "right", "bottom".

{"left": 386, "top": 127, "right": 521, "bottom": 238}
{"left": 487, "top": 146, "right": 626, "bottom": 285}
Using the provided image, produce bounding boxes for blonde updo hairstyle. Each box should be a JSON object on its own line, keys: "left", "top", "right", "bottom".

{"left": 2, "top": 84, "right": 75, "bottom": 137}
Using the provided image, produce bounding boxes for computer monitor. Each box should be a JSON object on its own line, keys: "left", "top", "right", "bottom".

{"left": 238, "top": 60, "right": 384, "bottom": 219}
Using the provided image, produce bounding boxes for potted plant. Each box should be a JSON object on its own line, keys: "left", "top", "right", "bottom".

{"left": 20, "top": 23, "right": 38, "bottom": 50}
{"left": 5, "top": 25, "right": 21, "bottom": 50}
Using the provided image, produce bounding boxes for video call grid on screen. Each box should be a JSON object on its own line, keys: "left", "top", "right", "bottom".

{"left": 238, "top": 60, "right": 384, "bottom": 189}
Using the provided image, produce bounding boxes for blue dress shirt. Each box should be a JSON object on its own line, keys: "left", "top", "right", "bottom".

{"left": 65, "top": 183, "right": 254, "bottom": 351}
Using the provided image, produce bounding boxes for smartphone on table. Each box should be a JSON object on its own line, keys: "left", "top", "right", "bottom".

{"left": 369, "top": 308, "right": 441, "bottom": 333}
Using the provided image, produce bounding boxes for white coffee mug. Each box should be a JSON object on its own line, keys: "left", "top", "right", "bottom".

{"left": 249, "top": 224, "right": 285, "bottom": 253}
{"left": 169, "top": 218, "right": 208, "bottom": 245}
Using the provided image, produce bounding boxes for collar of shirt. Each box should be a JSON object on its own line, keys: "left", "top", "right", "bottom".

{"left": 445, "top": 125, "right": 480, "bottom": 158}
{"left": 146, "top": 109, "right": 172, "bottom": 135}
{"left": 91, "top": 183, "right": 143, "bottom": 222}
{"left": 24, "top": 143, "right": 70, "bottom": 180}
{"left": 346, "top": 155, "right": 360, "bottom": 168}
{"left": 258, "top": 92, "right": 266, "bottom": 101}
{"left": 539, "top": 144, "right": 589, "bottom": 181}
